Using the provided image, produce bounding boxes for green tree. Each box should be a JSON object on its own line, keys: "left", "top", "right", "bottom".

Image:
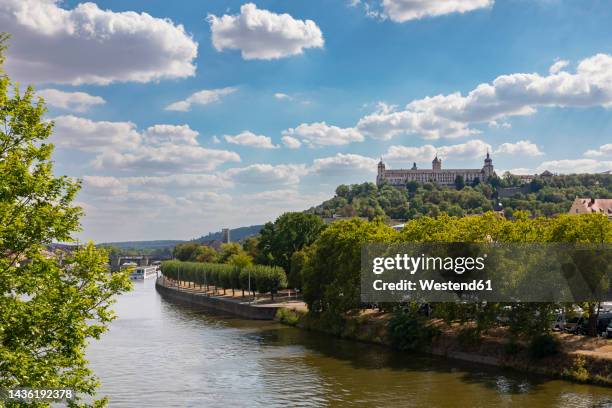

{"left": 218, "top": 242, "right": 244, "bottom": 263}
{"left": 0, "top": 34, "right": 132, "bottom": 406}
{"left": 173, "top": 242, "right": 201, "bottom": 261}
{"left": 257, "top": 212, "right": 326, "bottom": 273}
{"left": 454, "top": 175, "right": 465, "bottom": 190}
{"left": 194, "top": 245, "right": 218, "bottom": 263}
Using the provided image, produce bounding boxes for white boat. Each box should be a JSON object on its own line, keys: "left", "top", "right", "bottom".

{"left": 130, "top": 266, "right": 158, "bottom": 280}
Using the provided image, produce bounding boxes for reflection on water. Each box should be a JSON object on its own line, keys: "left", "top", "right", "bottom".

{"left": 87, "top": 279, "right": 612, "bottom": 407}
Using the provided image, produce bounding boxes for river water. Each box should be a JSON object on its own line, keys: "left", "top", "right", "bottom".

{"left": 87, "top": 279, "right": 611, "bottom": 407}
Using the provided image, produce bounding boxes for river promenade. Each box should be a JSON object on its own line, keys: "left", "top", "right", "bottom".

{"left": 155, "top": 276, "right": 306, "bottom": 320}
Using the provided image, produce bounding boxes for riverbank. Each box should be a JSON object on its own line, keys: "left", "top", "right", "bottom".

{"left": 155, "top": 276, "right": 305, "bottom": 319}
{"left": 275, "top": 307, "right": 612, "bottom": 387}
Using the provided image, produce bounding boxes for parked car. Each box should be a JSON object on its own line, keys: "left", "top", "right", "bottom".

{"left": 607, "top": 321, "right": 612, "bottom": 339}
{"left": 564, "top": 315, "right": 584, "bottom": 333}
{"left": 552, "top": 313, "right": 566, "bottom": 331}
{"left": 575, "top": 312, "right": 612, "bottom": 336}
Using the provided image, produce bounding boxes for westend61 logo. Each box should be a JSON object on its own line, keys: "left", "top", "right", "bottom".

{"left": 361, "top": 243, "right": 612, "bottom": 303}
{"left": 372, "top": 253, "right": 487, "bottom": 275}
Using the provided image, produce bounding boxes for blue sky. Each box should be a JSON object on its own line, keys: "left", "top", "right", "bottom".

{"left": 2, "top": 0, "right": 611, "bottom": 241}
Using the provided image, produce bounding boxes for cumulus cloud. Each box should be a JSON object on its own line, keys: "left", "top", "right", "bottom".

{"left": 584, "top": 143, "right": 612, "bottom": 158}
{"left": 282, "top": 135, "right": 302, "bottom": 149}
{"left": 208, "top": 3, "right": 324, "bottom": 60}
{"left": 92, "top": 144, "right": 240, "bottom": 173}
{"left": 1, "top": 0, "right": 197, "bottom": 85}
{"left": 81, "top": 174, "right": 232, "bottom": 197}
{"left": 52, "top": 115, "right": 142, "bottom": 152}
{"left": 311, "top": 153, "right": 378, "bottom": 175}
{"left": 381, "top": 0, "right": 493, "bottom": 23}
{"left": 549, "top": 59, "right": 569, "bottom": 75}
{"left": 227, "top": 163, "right": 308, "bottom": 185}
{"left": 536, "top": 159, "right": 612, "bottom": 174}
{"left": 142, "top": 124, "right": 199, "bottom": 146}
{"left": 52, "top": 115, "right": 240, "bottom": 173}
{"left": 224, "top": 131, "right": 279, "bottom": 149}
{"left": 495, "top": 140, "right": 544, "bottom": 157}
{"left": 165, "top": 87, "right": 237, "bottom": 112}
{"left": 37, "top": 89, "right": 105, "bottom": 112}
{"left": 383, "top": 139, "right": 491, "bottom": 163}
{"left": 357, "top": 53, "right": 612, "bottom": 140}
{"left": 282, "top": 122, "right": 364, "bottom": 147}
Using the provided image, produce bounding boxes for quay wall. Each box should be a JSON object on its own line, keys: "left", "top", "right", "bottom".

{"left": 155, "top": 278, "right": 278, "bottom": 320}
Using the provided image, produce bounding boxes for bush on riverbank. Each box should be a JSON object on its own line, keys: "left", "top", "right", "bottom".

{"left": 388, "top": 311, "right": 440, "bottom": 352}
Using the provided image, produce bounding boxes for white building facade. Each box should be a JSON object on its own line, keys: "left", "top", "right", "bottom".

{"left": 376, "top": 154, "right": 496, "bottom": 188}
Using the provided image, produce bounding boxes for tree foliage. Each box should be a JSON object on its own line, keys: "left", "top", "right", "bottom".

{"left": 309, "top": 176, "right": 612, "bottom": 220}
{"left": 0, "top": 34, "right": 131, "bottom": 406}
{"left": 256, "top": 212, "right": 326, "bottom": 273}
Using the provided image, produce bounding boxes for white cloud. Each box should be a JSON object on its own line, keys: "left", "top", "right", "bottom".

{"left": 384, "top": 139, "right": 491, "bottom": 163}
{"left": 274, "top": 92, "right": 292, "bottom": 100}
{"left": 584, "top": 143, "right": 612, "bottom": 158}
{"left": 165, "top": 87, "right": 237, "bottom": 112}
{"left": 82, "top": 175, "right": 128, "bottom": 196}
{"left": 92, "top": 144, "right": 240, "bottom": 173}
{"left": 503, "top": 168, "right": 534, "bottom": 175}
{"left": 227, "top": 163, "right": 308, "bottom": 185}
{"left": 536, "top": 159, "right": 612, "bottom": 174}
{"left": 1, "top": 0, "right": 197, "bottom": 85}
{"left": 311, "top": 153, "right": 378, "bottom": 175}
{"left": 224, "top": 131, "right": 279, "bottom": 149}
{"left": 282, "top": 135, "right": 302, "bottom": 149}
{"left": 357, "top": 53, "right": 612, "bottom": 140}
{"left": 208, "top": 3, "right": 324, "bottom": 60}
{"left": 495, "top": 140, "right": 544, "bottom": 157}
{"left": 282, "top": 122, "right": 364, "bottom": 147}
{"left": 82, "top": 174, "right": 232, "bottom": 195}
{"left": 549, "top": 59, "right": 569, "bottom": 75}
{"left": 37, "top": 89, "right": 105, "bottom": 112}
{"left": 52, "top": 116, "right": 240, "bottom": 173}
{"left": 143, "top": 124, "right": 199, "bottom": 146}
{"left": 382, "top": 0, "right": 493, "bottom": 23}
{"left": 52, "top": 115, "right": 141, "bottom": 152}
{"left": 184, "top": 191, "right": 232, "bottom": 204}
{"left": 357, "top": 104, "right": 480, "bottom": 140}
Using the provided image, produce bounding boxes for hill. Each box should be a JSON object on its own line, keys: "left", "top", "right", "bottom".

{"left": 307, "top": 173, "right": 612, "bottom": 220}
{"left": 194, "top": 225, "right": 264, "bottom": 243}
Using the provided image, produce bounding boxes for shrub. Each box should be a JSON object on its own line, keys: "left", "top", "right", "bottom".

{"left": 388, "top": 311, "right": 439, "bottom": 351}
{"left": 528, "top": 334, "right": 560, "bottom": 359}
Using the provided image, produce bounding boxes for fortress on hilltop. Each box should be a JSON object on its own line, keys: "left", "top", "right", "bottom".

{"left": 376, "top": 153, "right": 496, "bottom": 188}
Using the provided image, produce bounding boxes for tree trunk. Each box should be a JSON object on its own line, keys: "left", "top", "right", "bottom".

{"left": 588, "top": 302, "right": 600, "bottom": 337}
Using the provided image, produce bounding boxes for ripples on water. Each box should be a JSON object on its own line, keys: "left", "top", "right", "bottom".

{"left": 86, "top": 280, "right": 612, "bottom": 407}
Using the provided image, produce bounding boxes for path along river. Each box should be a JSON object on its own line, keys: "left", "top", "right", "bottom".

{"left": 87, "top": 279, "right": 612, "bottom": 407}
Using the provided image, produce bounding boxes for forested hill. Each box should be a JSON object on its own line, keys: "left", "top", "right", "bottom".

{"left": 194, "top": 225, "right": 264, "bottom": 243}
{"left": 307, "top": 174, "right": 612, "bottom": 220}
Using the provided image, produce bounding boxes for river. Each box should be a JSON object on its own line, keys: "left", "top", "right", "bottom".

{"left": 87, "top": 279, "right": 612, "bottom": 407}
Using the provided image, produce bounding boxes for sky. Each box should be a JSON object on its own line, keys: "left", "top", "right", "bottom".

{"left": 1, "top": 0, "right": 611, "bottom": 242}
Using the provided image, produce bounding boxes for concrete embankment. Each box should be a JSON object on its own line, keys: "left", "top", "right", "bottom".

{"left": 155, "top": 277, "right": 279, "bottom": 320}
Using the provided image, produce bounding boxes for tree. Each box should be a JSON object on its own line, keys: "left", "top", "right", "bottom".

{"left": 256, "top": 212, "right": 326, "bottom": 273}
{"left": 218, "top": 242, "right": 244, "bottom": 263}
{"left": 194, "top": 245, "right": 218, "bottom": 263}
{"left": 454, "top": 175, "right": 466, "bottom": 190}
{"left": 0, "top": 34, "right": 131, "bottom": 405}
{"left": 173, "top": 242, "right": 201, "bottom": 261}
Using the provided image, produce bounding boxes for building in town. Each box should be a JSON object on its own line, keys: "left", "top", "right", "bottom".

{"left": 376, "top": 153, "right": 496, "bottom": 188}
{"left": 568, "top": 197, "right": 612, "bottom": 219}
